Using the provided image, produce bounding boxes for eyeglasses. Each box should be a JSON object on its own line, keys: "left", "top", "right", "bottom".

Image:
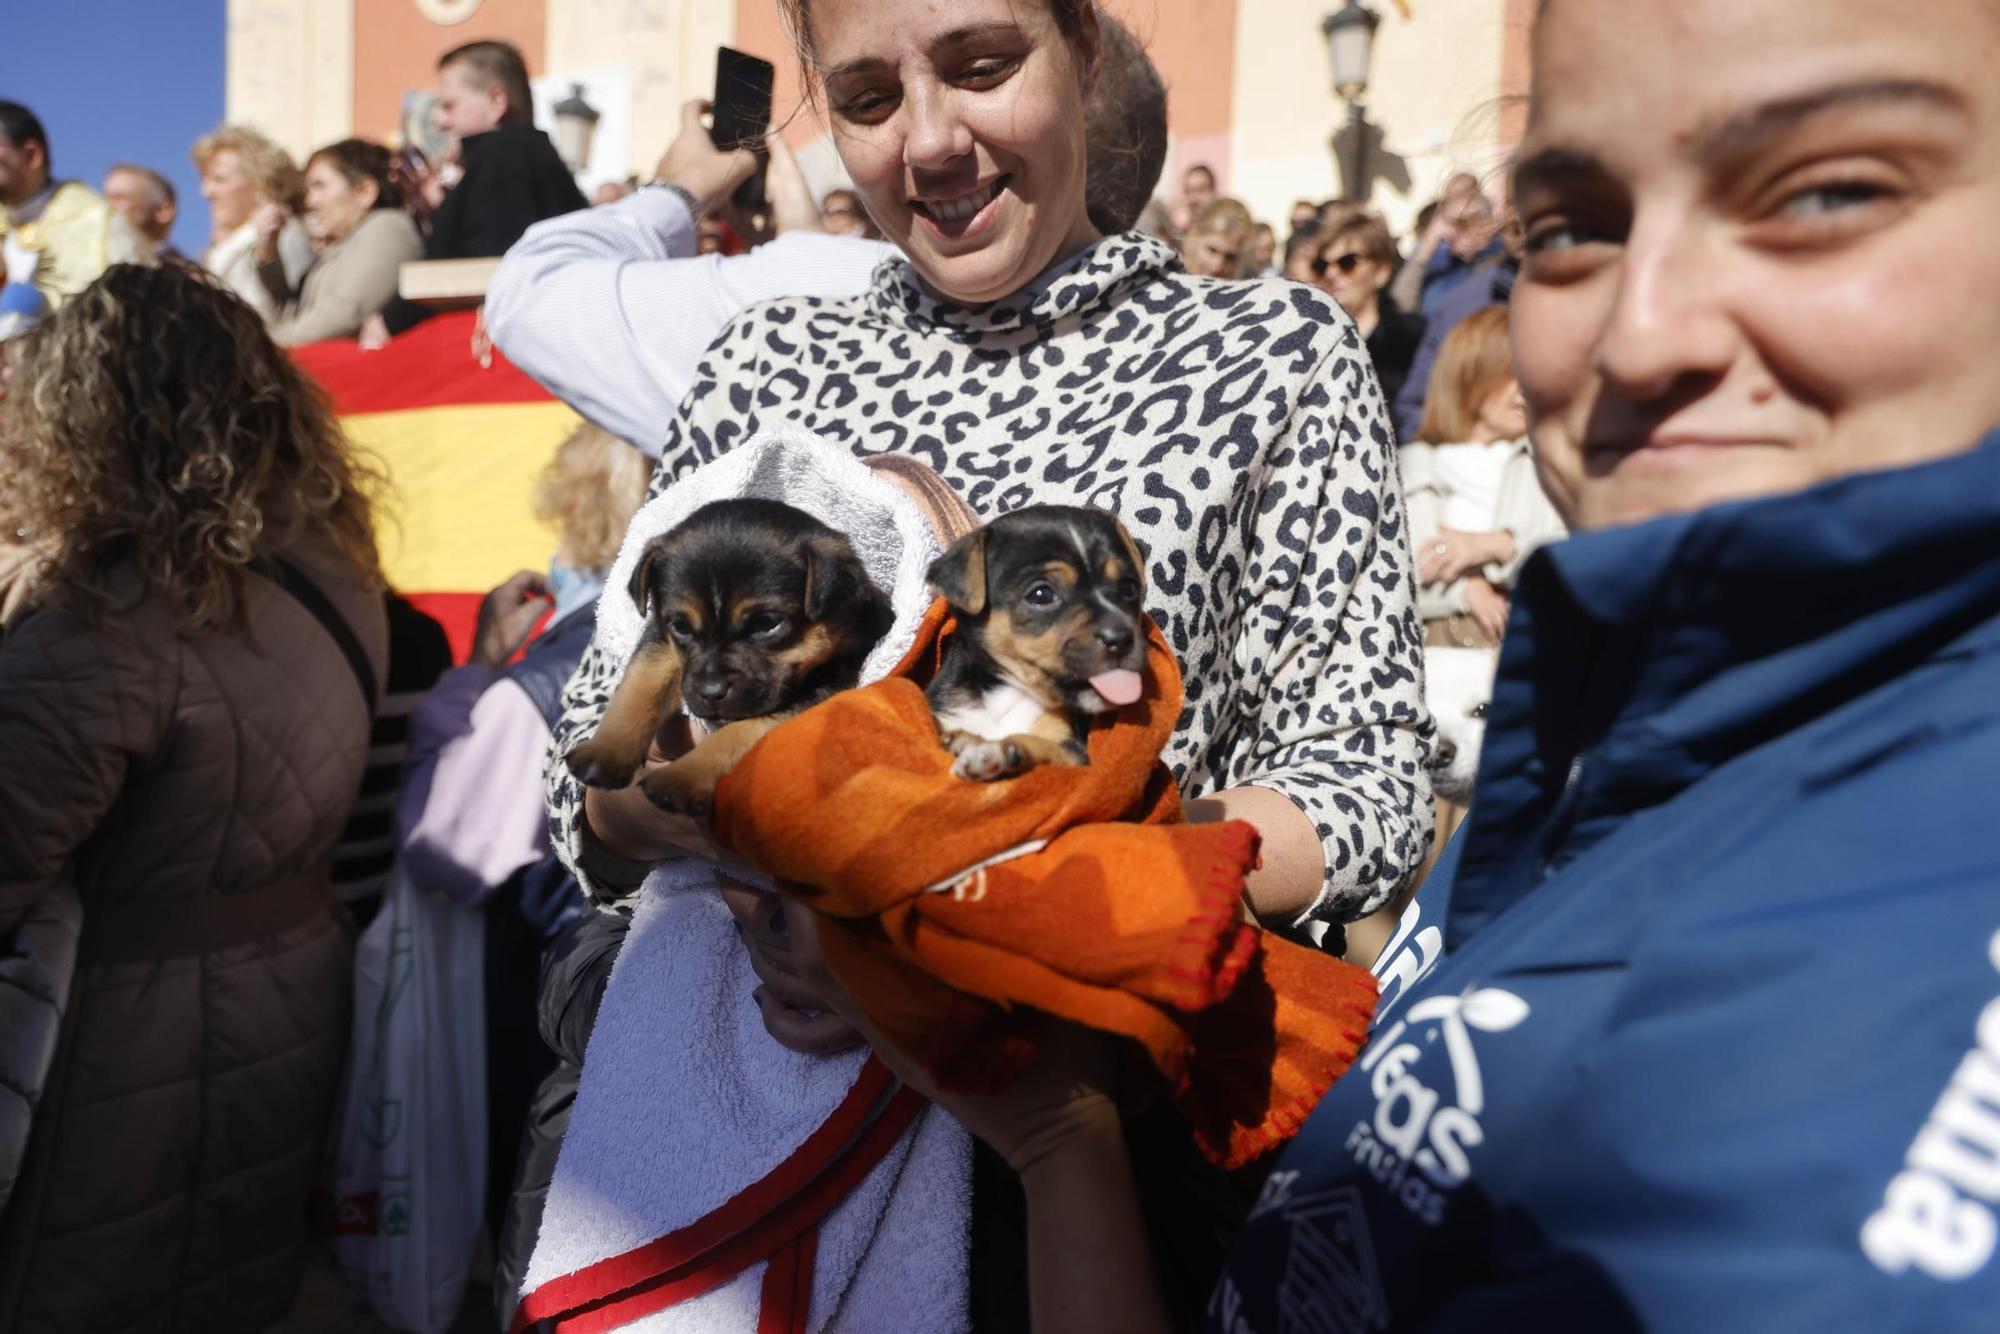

{"left": 1311, "top": 252, "right": 1366, "bottom": 277}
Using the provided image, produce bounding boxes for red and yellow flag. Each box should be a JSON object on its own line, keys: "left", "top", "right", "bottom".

{"left": 294, "top": 312, "right": 579, "bottom": 660}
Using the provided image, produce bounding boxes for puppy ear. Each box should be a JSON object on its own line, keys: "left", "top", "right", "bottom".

{"left": 926, "top": 528, "right": 988, "bottom": 616}
{"left": 1114, "top": 519, "right": 1148, "bottom": 596}
{"left": 802, "top": 533, "right": 863, "bottom": 621}
{"left": 627, "top": 548, "right": 659, "bottom": 616}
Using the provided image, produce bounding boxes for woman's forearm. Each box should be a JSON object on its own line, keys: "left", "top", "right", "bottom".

{"left": 1017, "top": 1103, "right": 1171, "bottom": 1334}
{"left": 1186, "top": 785, "right": 1325, "bottom": 921}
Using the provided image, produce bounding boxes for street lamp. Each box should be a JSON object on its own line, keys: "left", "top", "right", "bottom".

{"left": 1321, "top": 0, "right": 1381, "bottom": 201}
{"left": 553, "top": 83, "right": 601, "bottom": 174}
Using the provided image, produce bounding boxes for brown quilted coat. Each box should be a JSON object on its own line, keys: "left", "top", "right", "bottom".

{"left": 0, "top": 538, "right": 388, "bottom": 1333}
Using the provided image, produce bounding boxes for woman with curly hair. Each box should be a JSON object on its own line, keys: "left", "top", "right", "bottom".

{"left": 194, "top": 123, "right": 313, "bottom": 326}
{"left": 0, "top": 263, "right": 387, "bottom": 1333}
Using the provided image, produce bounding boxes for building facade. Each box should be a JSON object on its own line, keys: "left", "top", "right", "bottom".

{"left": 227, "top": 0, "right": 1530, "bottom": 238}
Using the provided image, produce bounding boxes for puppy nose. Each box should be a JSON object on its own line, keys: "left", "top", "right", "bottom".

{"left": 1435, "top": 739, "right": 1458, "bottom": 769}
{"left": 694, "top": 675, "right": 732, "bottom": 703}
{"left": 1094, "top": 624, "right": 1134, "bottom": 658}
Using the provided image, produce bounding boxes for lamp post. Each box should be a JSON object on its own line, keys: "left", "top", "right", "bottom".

{"left": 553, "top": 82, "right": 601, "bottom": 174}
{"left": 1321, "top": 0, "right": 1381, "bottom": 203}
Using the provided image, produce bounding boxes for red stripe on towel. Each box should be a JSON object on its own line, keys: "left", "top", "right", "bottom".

{"left": 512, "top": 1057, "right": 923, "bottom": 1333}
{"left": 758, "top": 1231, "right": 818, "bottom": 1334}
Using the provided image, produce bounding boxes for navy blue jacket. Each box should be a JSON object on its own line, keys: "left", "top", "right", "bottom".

{"left": 1213, "top": 432, "right": 2000, "bottom": 1332}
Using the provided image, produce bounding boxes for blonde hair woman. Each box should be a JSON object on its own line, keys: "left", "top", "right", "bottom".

{"left": 1402, "top": 304, "right": 1566, "bottom": 647}
{"left": 0, "top": 263, "right": 387, "bottom": 1331}
{"left": 193, "top": 123, "right": 313, "bottom": 326}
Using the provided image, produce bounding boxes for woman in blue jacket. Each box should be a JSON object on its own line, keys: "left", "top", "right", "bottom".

{"left": 771, "top": 0, "right": 2000, "bottom": 1328}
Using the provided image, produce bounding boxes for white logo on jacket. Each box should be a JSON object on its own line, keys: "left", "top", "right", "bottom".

{"left": 1862, "top": 926, "right": 2000, "bottom": 1281}
{"left": 1371, "top": 896, "right": 1445, "bottom": 1023}
{"left": 1344, "top": 984, "right": 1530, "bottom": 1226}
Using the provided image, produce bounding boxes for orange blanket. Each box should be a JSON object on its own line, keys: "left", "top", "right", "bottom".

{"left": 712, "top": 601, "right": 1378, "bottom": 1168}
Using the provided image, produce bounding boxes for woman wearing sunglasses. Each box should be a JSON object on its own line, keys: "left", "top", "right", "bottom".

{"left": 1310, "top": 214, "right": 1427, "bottom": 412}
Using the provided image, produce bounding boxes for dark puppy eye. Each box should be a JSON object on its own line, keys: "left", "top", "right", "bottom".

{"left": 742, "top": 611, "right": 788, "bottom": 639}
{"left": 1469, "top": 702, "right": 1488, "bottom": 720}
{"left": 667, "top": 615, "right": 695, "bottom": 641}
{"left": 1023, "top": 582, "right": 1058, "bottom": 608}
{"left": 1116, "top": 577, "right": 1141, "bottom": 605}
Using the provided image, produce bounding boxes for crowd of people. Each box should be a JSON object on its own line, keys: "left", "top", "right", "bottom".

{"left": 4, "top": 0, "right": 2000, "bottom": 1329}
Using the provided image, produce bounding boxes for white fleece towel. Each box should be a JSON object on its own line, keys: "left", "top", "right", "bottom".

{"left": 523, "top": 866, "right": 973, "bottom": 1333}
{"left": 594, "top": 425, "right": 942, "bottom": 687}
{"left": 526, "top": 430, "right": 973, "bottom": 1331}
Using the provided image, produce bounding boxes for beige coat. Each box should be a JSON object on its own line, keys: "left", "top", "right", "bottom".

{"left": 205, "top": 216, "right": 313, "bottom": 328}
{"left": 0, "top": 536, "right": 387, "bottom": 1333}
{"left": 1400, "top": 436, "right": 1568, "bottom": 620}
{"left": 261, "top": 209, "right": 424, "bottom": 347}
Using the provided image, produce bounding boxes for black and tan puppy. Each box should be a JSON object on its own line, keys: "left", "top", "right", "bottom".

{"left": 565, "top": 498, "right": 891, "bottom": 814}
{"left": 925, "top": 504, "right": 1149, "bottom": 781}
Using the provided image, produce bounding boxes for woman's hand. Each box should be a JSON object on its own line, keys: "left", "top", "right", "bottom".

{"left": 469, "top": 569, "right": 551, "bottom": 667}
{"left": 778, "top": 889, "right": 1123, "bottom": 1172}
{"left": 580, "top": 715, "right": 760, "bottom": 870}
{"left": 251, "top": 202, "right": 289, "bottom": 263}
{"left": 763, "top": 127, "right": 824, "bottom": 236}
{"left": 1464, "top": 574, "right": 1511, "bottom": 642}
{"left": 653, "top": 99, "right": 761, "bottom": 215}
{"left": 389, "top": 149, "right": 446, "bottom": 223}
{"left": 779, "top": 894, "right": 1170, "bottom": 1332}
{"left": 357, "top": 313, "right": 391, "bottom": 351}
{"left": 1419, "top": 526, "right": 1515, "bottom": 586}
{"left": 720, "top": 879, "right": 864, "bottom": 1055}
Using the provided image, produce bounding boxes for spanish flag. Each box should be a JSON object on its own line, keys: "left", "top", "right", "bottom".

{"left": 293, "top": 311, "right": 580, "bottom": 660}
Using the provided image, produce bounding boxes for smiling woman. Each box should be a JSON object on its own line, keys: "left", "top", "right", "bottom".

{"left": 538, "top": 0, "right": 1431, "bottom": 1327}
{"left": 794, "top": 0, "right": 1103, "bottom": 304}
{"left": 258, "top": 138, "right": 423, "bottom": 346}
{"left": 552, "top": 0, "right": 1430, "bottom": 982}
{"left": 1511, "top": 0, "right": 2000, "bottom": 528}
{"left": 1208, "top": 0, "right": 2000, "bottom": 1327}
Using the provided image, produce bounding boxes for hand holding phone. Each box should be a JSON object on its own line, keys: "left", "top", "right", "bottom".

{"left": 711, "top": 46, "right": 775, "bottom": 211}
{"left": 653, "top": 100, "right": 764, "bottom": 214}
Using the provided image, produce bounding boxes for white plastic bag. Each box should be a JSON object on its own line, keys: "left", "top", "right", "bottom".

{"left": 327, "top": 861, "right": 488, "bottom": 1333}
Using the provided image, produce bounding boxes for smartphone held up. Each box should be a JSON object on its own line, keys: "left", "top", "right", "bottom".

{"left": 711, "top": 46, "right": 774, "bottom": 212}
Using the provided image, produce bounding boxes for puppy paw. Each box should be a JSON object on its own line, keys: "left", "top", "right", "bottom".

{"left": 950, "top": 737, "right": 1032, "bottom": 782}
{"left": 641, "top": 762, "right": 717, "bottom": 818}
{"left": 565, "top": 743, "right": 638, "bottom": 791}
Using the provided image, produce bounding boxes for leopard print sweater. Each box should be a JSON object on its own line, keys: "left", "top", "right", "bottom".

{"left": 547, "top": 232, "right": 1433, "bottom": 924}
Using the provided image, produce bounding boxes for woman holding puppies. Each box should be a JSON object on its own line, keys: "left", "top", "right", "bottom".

{"left": 545, "top": 1, "right": 1427, "bottom": 1324}
{"left": 552, "top": 0, "right": 1430, "bottom": 941}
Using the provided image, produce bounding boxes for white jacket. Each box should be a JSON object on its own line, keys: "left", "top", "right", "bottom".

{"left": 1400, "top": 436, "right": 1568, "bottom": 618}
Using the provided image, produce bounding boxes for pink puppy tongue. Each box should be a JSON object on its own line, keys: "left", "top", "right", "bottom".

{"left": 1089, "top": 669, "right": 1144, "bottom": 707}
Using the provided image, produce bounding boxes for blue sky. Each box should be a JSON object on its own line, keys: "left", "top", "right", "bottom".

{"left": 9, "top": 0, "right": 228, "bottom": 250}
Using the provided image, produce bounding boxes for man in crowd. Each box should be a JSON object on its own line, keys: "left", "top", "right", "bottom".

{"left": 1410, "top": 180, "right": 1505, "bottom": 320}
{"left": 102, "top": 163, "right": 183, "bottom": 265}
{"left": 365, "top": 39, "right": 586, "bottom": 344}
{"left": 0, "top": 100, "right": 147, "bottom": 313}
{"left": 1172, "top": 161, "right": 1218, "bottom": 233}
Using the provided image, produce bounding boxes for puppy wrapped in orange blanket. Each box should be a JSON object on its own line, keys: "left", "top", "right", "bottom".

{"left": 712, "top": 600, "right": 1379, "bottom": 1169}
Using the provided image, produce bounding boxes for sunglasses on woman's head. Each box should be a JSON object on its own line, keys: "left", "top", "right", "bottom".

{"left": 1312, "top": 252, "right": 1365, "bottom": 277}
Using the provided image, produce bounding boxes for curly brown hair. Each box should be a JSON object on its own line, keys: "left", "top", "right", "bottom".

{"left": 0, "top": 264, "right": 384, "bottom": 634}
